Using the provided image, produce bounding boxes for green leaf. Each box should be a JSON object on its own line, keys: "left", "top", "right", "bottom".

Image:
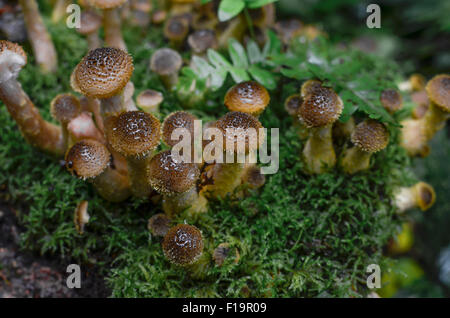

{"left": 200, "top": 0, "right": 212, "bottom": 4}
{"left": 246, "top": 39, "right": 262, "bottom": 64}
{"left": 248, "top": 65, "right": 276, "bottom": 90}
{"left": 262, "top": 30, "right": 282, "bottom": 57}
{"left": 207, "top": 49, "right": 232, "bottom": 70}
{"left": 246, "top": 0, "right": 278, "bottom": 9}
{"left": 191, "top": 56, "right": 214, "bottom": 79}
{"left": 218, "top": 0, "right": 245, "bottom": 22}
{"left": 228, "top": 38, "right": 248, "bottom": 69}
{"left": 280, "top": 67, "right": 313, "bottom": 80}
{"left": 229, "top": 66, "right": 250, "bottom": 83}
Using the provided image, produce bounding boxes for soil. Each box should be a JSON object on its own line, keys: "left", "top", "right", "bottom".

{"left": 0, "top": 202, "right": 111, "bottom": 298}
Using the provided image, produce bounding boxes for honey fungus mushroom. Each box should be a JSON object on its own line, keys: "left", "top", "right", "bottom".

{"left": 136, "top": 89, "right": 164, "bottom": 114}
{"left": 147, "top": 150, "right": 207, "bottom": 217}
{"left": 164, "top": 15, "right": 190, "bottom": 48}
{"left": 297, "top": 86, "right": 343, "bottom": 174}
{"left": 50, "top": 93, "right": 81, "bottom": 149}
{"left": 106, "top": 111, "right": 161, "bottom": 198}
{"left": 65, "top": 139, "right": 131, "bottom": 202}
{"left": 380, "top": 89, "right": 403, "bottom": 114}
{"left": 162, "top": 224, "right": 204, "bottom": 266}
{"left": 150, "top": 48, "right": 182, "bottom": 90}
{"left": 224, "top": 81, "right": 270, "bottom": 117}
{"left": 394, "top": 182, "right": 436, "bottom": 213}
{"left": 188, "top": 29, "right": 218, "bottom": 56}
{"left": 71, "top": 47, "right": 134, "bottom": 119}
{"left": 340, "top": 119, "right": 389, "bottom": 174}
{"left": 0, "top": 41, "right": 65, "bottom": 156}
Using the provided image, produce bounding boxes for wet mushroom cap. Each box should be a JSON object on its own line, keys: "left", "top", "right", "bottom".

{"left": 298, "top": 87, "right": 343, "bottom": 127}
{"left": 107, "top": 111, "right": 161, "bottom": 157}
{"left": 65, "top": 139, "right": 111, "bottom": 179}
{"left": 426, "top": 74, "right": 450, "bottom": 113}
{"left": 224, "top": 81, "right": 270, "bottom": 115}
{"left": 71, "top": 47, "right": 134, "bottom": 99}
{"left": 136, "top": 89, "right": 164, "bottom": 109}
{"left": 50, "top": 94, "right": 81, "bottom": 124}
{"left": 162, "top": 111, "right": 197, "bottom": 147}
{"left": 148, "top": 150, "right": 200, "bottom": 195}
{"left": 380, "top": 89, "right": 403, "bottom": 113}
{"left": 164, "top": 16, "right": 189, "bottom": 41}
{"left": 214, "top": 111, "right": 264, "bottom": 154}
{"left": 162, "top": 224, "right": 204, "bottom": 266}
{"left": 78, "top": 11, "right": 102, "bottom": 35}
{"left": 89, "top": 0, "right": 127, "bottom": 9}
{"left": 351, "top": 119, "right": 389, "bottom": 153}
{"left": 150, "top": 48, "right": 182, "bottom": 76}
{"left": 284, "top": 94, "right": 303, "bottom": 116}
{"left": 188, "top": 29, "right": 217, "bottom": 54}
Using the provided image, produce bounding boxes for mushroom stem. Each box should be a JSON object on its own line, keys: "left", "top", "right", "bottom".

{"left": 19, "top": 0, "right": 58, "bottom": 73}
{"left": 163, "top": 186, "right": 208, "bottom": 218}
{"left": 126, "top": 155, "right": 154, "bottom": 198}
{"left": 204, "top": 162, "right": 245, "bottom": 199}
{"left": 51, "top": 0, "right": 70, "bottom": 23}
{"left": 0, "top": 79, "right": 65, "bottom": 156}
{"left": 86, "top": 32, "right": 102, "bottom": 51}
{"left": 394, "top": 182, "right": 436, "bottom": 213}
{"left": 91, "top": 167, "right": 131, "bottom": 202}
{"left": 103, "top": 8, "right": 127, "bottom": 51}
{"left": 422, "top": 102, "right": 450, "bottom": 140}
{"left": 340, "top": 146, "right": 371, "bottom": 174}
{"left": 100, "top": 94, "right": 126, "bottom": 119}
{"left": 302, "top": 125, "right": 336, "bottom": 174}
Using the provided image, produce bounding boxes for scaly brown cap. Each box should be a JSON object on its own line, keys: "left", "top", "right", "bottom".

{"left": 298, "top": 87, "right": 343, "bottom": 127}
{"left": 188, "top": 29, "right": 218, "bottom": 54}
{"left": 65, "top": 139, "right": 111, "bottom": 179}
{"left": 89, "top": 0, "right": 126, "bottom": 9}
{"left": 162, "top": 111, "right": 197, "bottom": 147}
{"left": 150, "top": 48, "right": 182, "bottom": 76}
{"left": 78, "top": 10, "right": 102, "bottom": 35}
{"left": 107, "top": 111, "right": 161, "bottom": 157}
{"left": 426, "top": 74, "right": 450, "bottom": 113}
{"left": 148, "top": 150, "right": 200, "bottom": 196}
{"left": 224, "top": 81, "right": 270, "bottom": 116}
{"left": 380, "top": 89, "right": 403, "bottom": 113}
{"left": 71, "top": 47, "right": 134, "bottom": 99}
{"left": 351, "top": 119, "right": 389, "bottom": 153}
{"left": 284, "top": 94, "right": 303, "bottom": 116}
{"left": 162, "top": 224, "right": 204, "bottom": 266}
{"left": 50, "top": 94, "right": 81, "bottom": 124}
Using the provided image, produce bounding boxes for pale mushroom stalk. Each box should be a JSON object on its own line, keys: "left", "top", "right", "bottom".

{"left": 0, "top": 41, "right": 64, "bottom": 156}
{"left": 18, "top": 0, "right": 58, "bottom": 73}
{"left": 67, "top": 112, "right": 106, "bottom": 147}
{"left": 52, "top": 0, "right": 71, "bottom": 23}
{"left": 104, "top": 9, "right": 126, "bottom": 50}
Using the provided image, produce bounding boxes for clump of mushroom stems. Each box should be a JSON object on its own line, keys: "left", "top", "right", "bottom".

{"left": 19, "top": 0, "right": 58, "bottom": 73}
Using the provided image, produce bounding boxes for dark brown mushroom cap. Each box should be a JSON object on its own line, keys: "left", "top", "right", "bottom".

{"left": 300, "top": 79, "right": 323, "bottom": 98}
{"left": 164, "top": 16, "right": 189, "bottom": 41}
{"left": 136, "top": 89, "right": 164, "bottom": 109}
{"left": 78, "top": 10, "right": 102, "bottom": 35}
{"left": 162, "top": 224, "right": 204, "bottom": 266}
{"left": 426, "top": 74, "right": 450, "bottom": 113}
{"left": 188, "top": 29, "right": 217, "bottom": 54}
{"left": 224, "top": 81, "right": 270, "bottom": 115}
{"left": 351, "top": 119, "right": 389, "bottom": 153}
{"left": 284, "top": 94, "right": 303, "bottom": 116}
{"left": 65, "top": 139, "right": 110, "bottom": 179}
{"left": 214, "top": 111, "right": 264, "bottom": 154}
{"left": 298, "top": 87, "right": 343, "bottom": 127}
{"left": 162, "top": 111, "right": 197, "bottom": 147}
{"left": 380, "top": 89, "right": 403, "bottom": 113}
{"left": 107, "top": 111, "right": 161, "bottom": 157}
{"left": 148, "top": 213, "right": 171, "bottom": 237}
{"left": 71, "top": 47, "right": 134, "bottom": 99}
{"left": 89, "top": 0, "right": 126, "bottom": 9}
{"left": 148, "top": 150, "right": 200, "bottom": 195}
{"left": 150, "top": 48, "right": 182, "bottom": 76}
{"left": 50, "top": 94, "right": 81, "bottom": 124}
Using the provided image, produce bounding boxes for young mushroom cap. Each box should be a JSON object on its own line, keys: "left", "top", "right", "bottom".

{"left": 150, "top": 48, "right": 182, "bottom": 76}
{"left": 107, "top": 111, "right": 161, "bottom": 158}
{"left": 426, "top": 74, "right": 450, "bottom": 113}
{"left": 148, "top": 213, "right": 171, "bottom": 237}
{"left": 89, "top": 0, "right": 127, "bottom": 9}
{"left": 188, "top": 29, "right": 217, "bottom": 54}
{"left": 300, "top": 79, "right": 322, "bottom": 98}
{"left": 284, "top": 94, "right": 303, "bottom": 116}
{"left": 0, "top": 40, "right": 27, "bottom": 83}
{"left": 136, "top": 89, "right": 164, "bottom": 112}
{"left": 380, "top": 89, "right": 403, "bottom": 113}
{"left": 298, "top": 87, "right": 343, "bottom": 127}
{"left": 148, "top": 150, "right": 200, "bottom": 196}
{"left": 224, "top": 81, "right": 270, "bottom": 115}
{"left": 164, "top": 15, "right": 189, "bottom": 42}
{"left": 65, "top": 139, "right": 111, "bottom": 179}
{"left": 351, "top": 119, "right": 389, "bottom": 153}
{"left": 162, "top": 111, "right": 197, "bottom": 147}
{"left": 50, "top": 93, "right": 81, "bottom": 124}
{"left": 71, "top": 47, "right": 134, "bottom": 99}
{"left": 162, "top": 224, "right": 204, "bottom": 266}
{"left": 78, "top": 10, "right": 102, "bottom": 35}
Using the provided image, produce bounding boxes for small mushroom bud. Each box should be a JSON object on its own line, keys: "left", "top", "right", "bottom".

{"left": 380, "top": 89, "right": 403, "bottom": 114}
{"left": 0, "top": 41, "right": 65, "bottom": 156}
{"left": 188, "top": 29, "right": 218, "bottom": 56}
{"left": 76, "top": 10, "right": 103, "bottom": 51}
{"left": 71, "top": 47, "right": 134, "bottom": 119}
{"left": 74, "top": 200, "right": 89, "bottom": 235}
{"left": 65, "top": 139, "right": 131, "bottom": 202}
{"left": 148, "top": 213, "right": 171, "bottom": 237}
{"left": 164, "top": 15, "right": 189, "bottom": 49}
{"left": 394, "top": 182, "right": 436, "bottom": 213}
{"left": 224, "top": 81, "right": 270, "bottom": 117}
{"left": 18, "top": 0, "right": 58, "bottom": 73}
{"left": 297, "top": 86, "right": 343, "bottom": 174}
{"left": 340, "top": 119, "right": 389, "bottom": 174}
{"left": 148, "top": 150, "right": 207, "bottom": 217}
{"left": 150, "top": 48, "right": 182, "bottom": 90}
{"left": 162, "top": 224, "right": 204, "bottom": 266}
{"left": 136, "top": 89, "right": 164, "bottom": 114}
{"left": 90, "top": 0, "right": 127, "bottom": 51}
{"left": 50, "top": 93, "right": 82, "bottom": 149}
{"left": 107, "top": 111, "right": 161, "bottom": 198}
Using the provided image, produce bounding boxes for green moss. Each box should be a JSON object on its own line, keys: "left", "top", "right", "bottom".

{"left": 0, "top": 6, "right": 417, "bottom": 297}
